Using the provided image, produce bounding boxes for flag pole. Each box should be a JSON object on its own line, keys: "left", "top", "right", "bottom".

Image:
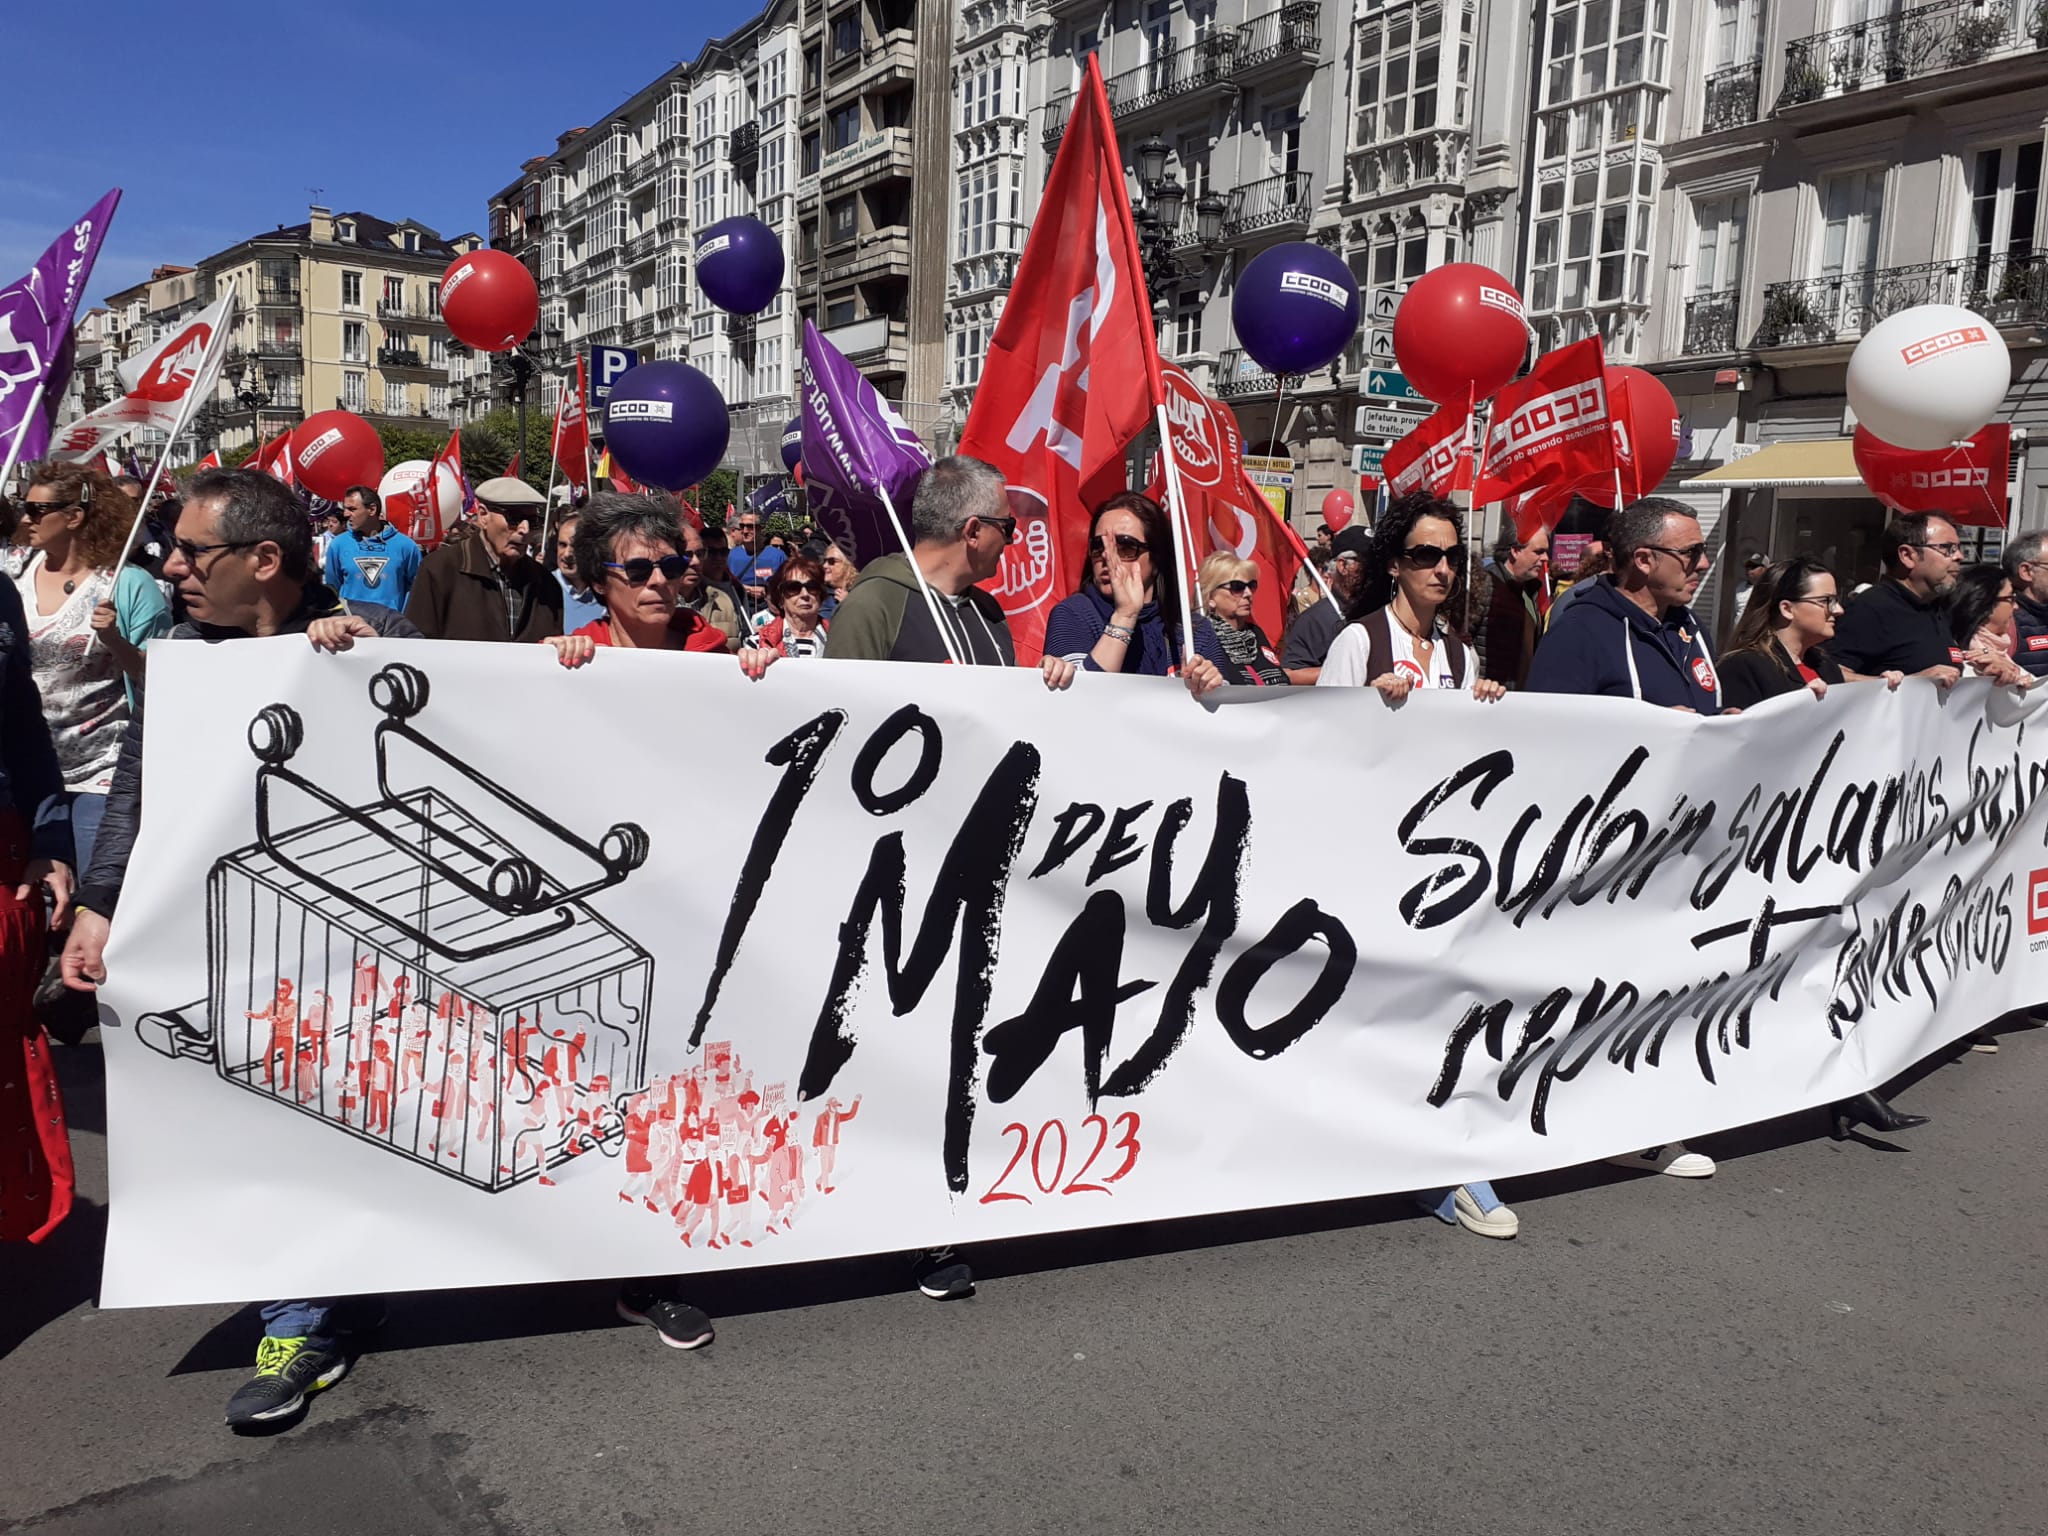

{"left": 875, "top": 483, "right": 964, "bottom": 666}
{"left": 1152, "top": 400, "right": 1202, "bottom": 670}
{"left": 541, "top": 374, "right": 564, "bottom": 556}
{"left": 0, "top": 382, "right": 48, "bottom": 498}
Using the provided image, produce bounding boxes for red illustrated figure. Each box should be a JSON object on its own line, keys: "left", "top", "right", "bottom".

{"left": 432, "top": 1048, "right": 468, "bottom": 1160}
{"left": 352, "top": 955, "right": 382, "bottom": 1010}
{"left": 811, "top": 1095, "right": 861, "bottom": 1194}
{"left": 248, "top": 980, "right": 299, "bottom": 1089}
{"left": 759, "top": 1114, "right": 804, "bottom": 1232}
{"left": 622, "top": 1102, "right": 652, "bottom": 1205}
{"left": 675, "top": 1121, "right": 719, "bottom": 1248}
{"left": 400, "top": 1004, "right": 429, "bottom": 1094}
{"left": 367, "top": 1039, "right": 396, "bottom": 1135}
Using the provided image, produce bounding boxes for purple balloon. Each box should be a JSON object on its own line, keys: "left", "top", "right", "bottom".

{"left": 604, "top": 360, "right": 729, "bottom": 491}
{"left": 696, "top": 216, "right": 785, "bottom": 316}
{"left": 780, "top": 417, "right": 802, "bottom": 472}
{"left": 1230, "top": 242, "right": 1361, "bottom": 377}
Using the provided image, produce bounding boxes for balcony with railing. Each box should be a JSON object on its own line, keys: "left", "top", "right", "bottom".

{"left": 1775, "top": 0, "right": 2045, "bottom": 113}
{"left": 256, "top": 283, "right": 301, "bottom": 307}
{"left": 729, "top": 122, "right": 761, "bottom": 164}
{"left": 1233, "top": 1, "right": 1320, "bottom": 83}
{"left": 1215, "top": 346, "right": 1303, "bottom": 398}
{"left": 1221, "top": 173, "right": 1315, "bottom": 239}
{"left": 1680, "top": 290, "right": 1742, "bottom": 356}
{"left": 624, "top": 228, "right": 665, "bottom": 264}
{"left": 1754, "top": 250, "right": 2048, "bottom": 347}
{"left": 376, "top": 346, "right": 446, "bottom": 378}
{"left": 1042, "top": 35, "right": 1235, "bottom": 144}
{"left": 825, "top": 29, "right": 917, "bottom": 101}
{"left": 1701, "top": 59, "right": 1762, "bottom": 131}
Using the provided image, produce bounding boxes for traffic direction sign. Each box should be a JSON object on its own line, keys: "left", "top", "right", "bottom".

{"left": 1365, "top": 368, "right": 1427, "bottom": 403}
{"left": 1356, "top": 406, "right": 1426, "bottom": 440}
{"left": 1352, "top": 443, "right": 1386, "bottom": 477}
{"left": 1368, "top": 285, "right": 1405, "bottom": 323}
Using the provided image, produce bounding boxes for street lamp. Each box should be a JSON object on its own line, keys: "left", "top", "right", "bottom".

{"left": 501, "top": 323, "right": 567, "bottom": 475}
{"left": 1131, "top": 136, "right": 1226, "bottom": 308}
{"left": 232, "top": 358, "right": 270, "bottom": 452}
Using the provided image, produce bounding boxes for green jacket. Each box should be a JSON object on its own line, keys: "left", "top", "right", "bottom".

{"left": 822, "top": 552, "right": 1015, "bottom": 665}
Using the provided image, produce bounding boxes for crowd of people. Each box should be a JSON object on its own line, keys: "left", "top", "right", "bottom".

{"left": 0, "top": 455, "right": 2030, "bottom": 1435}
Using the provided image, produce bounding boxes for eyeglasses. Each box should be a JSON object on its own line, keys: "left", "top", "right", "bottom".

{"left": 1089, "top": 532, "right": 1147, "bottom": 560}
{"left": 1398, "top": 544, "right": 1466, "bottom": 570}
{"left": 24, "top": 499, "right": 79, "bottom": 519}
{"left": 172, "top": 537, "right": 261, "bottom": 565}
{"left": 1644, "top": 543, "right": 1710, "bottom": 568}
{"left": 1213, "top": 579, "right": 1259, "bottom": 595}
{"left": 785, "top": 579, "right": 826, "bottom": 596}
{"left": 1788, "top": 595, "right": 1845, "bottom": 614}
{"left": 480, "top": 505, "right": 536, "bottom": 526}
{"left": 977, "top": 514, "right": 1019, "bottom": 545}
{"left": 604, "top": 553, "right": 693, "bottom": 584}
{"left": 1912, "top": 540, "right": 1964, "bottom": 558}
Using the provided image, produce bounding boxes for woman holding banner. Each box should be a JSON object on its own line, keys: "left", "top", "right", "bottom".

{"left": 1043, "top": 492, "right": 1229, "bottom": 693}
{"left": 543, "top": 495, "right": 732, "bottom": 666}
{"left": 1315, "top": 492, "right": 1513, "bottom": 1235}
{"left": 1198, "top": 552, "right": 1289, "bottom": 687}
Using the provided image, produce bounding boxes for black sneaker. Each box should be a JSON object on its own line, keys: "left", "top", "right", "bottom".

{"left": 912, "top": 1246, "right": 974, "bottom": 1300}
{"left": 616, "top": 1290, "right": 715, "bottom": 1349}
{"left": 223, "top": 1335, "right": 349, "bottom": 1430}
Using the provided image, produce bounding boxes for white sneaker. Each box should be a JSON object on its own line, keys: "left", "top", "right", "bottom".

{"left": 1452, "top": 1185, "right": 1519, "bottom": 1238}
{"left": 1604, "top": 1142, "right": 1715, "bottom": 1178}
{"left": 1969, "top": 1032, "right": 2000, "bottom": 1054}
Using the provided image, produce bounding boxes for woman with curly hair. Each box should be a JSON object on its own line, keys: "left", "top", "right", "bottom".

{"left": 1315, "top": 490, "right": 1505, "bottom": 706}
{"left": 8, "top": 461, "right": 171, "bottom": 874}
{"left": 1948, "top": 562, "right": 2031, "bottom": 688}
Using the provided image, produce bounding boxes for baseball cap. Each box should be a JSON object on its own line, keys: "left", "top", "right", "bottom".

{"left": 1331, "top": 526, "right": 1373, "bottom": 562}
{"left": 473, "top": 476, "right": 546, "bottom": 510}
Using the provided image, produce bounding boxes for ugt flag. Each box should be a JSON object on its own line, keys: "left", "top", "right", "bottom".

{"left": 1471, "top": 337, "right": 1612, "bottom": 516}
{"left": 0, "top": 189, "right": 121, "bottom": 465}
{"left": 958, "top": 52, "right": 1162, "bottom": 664}
{"left": 1382, "top": 405, "right": 1476, "bottom": 500}
{"left": 552, "top": 356, "right": 590, "bottom": 489}
{"left": 53, "top": 289, "right": 234, "bottom": 464}
{"left": 1142, "top": 363, "right": 1301, "bottom": 643}
{"left": 800, "top": 319, "right": 931, "bottom": 566}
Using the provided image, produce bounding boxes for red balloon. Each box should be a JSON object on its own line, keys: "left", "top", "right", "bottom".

{"left": 1320, "top": 488, "right": 1355, "bottom": 531}
{"left": 291, "top": 410, "right": 384, "bottom": 500}
{"left": 439, "top": 249, "right": 539, "bottom": 353}
{"left": 1391, "top": 264, "right": 1530, "bottom": 408}
{"left": 1578, "top": 366, "right": 1681, "bottom": 507}
{"left": 1853, "top": 423, "right": 2010, "bottom": 525}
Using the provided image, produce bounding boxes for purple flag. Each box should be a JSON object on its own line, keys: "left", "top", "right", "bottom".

{"left": 800, "top": 319, "right": 932, "bottom": 566}
{"left": 0, "top": 189, "right": 122, "bottom": 466}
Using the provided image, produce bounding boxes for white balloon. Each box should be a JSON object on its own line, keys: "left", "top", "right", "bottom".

{"left": 1846, "top": 304, "right": 2010, "bottom": 451}
{"left": 378, "top": 459, "right": 464, "bottom": 534}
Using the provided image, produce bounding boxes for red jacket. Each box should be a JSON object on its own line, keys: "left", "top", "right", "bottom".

{"left": 576, "top": 610, "right": 728, "bottom": 652}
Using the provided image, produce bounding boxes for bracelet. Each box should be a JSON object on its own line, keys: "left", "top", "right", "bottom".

{"left": 1102, "top": 623, "right": 1134, "bottom": 644}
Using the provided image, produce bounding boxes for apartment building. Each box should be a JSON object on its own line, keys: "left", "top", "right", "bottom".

{"left": 1642, "top": 0, "right": 2048, "bottom": 623}
{"left": 51, "top": 306, "right": 116, "bottom": 429}
{"left": 101, "top": 266, "right": 207, "bottom": 455}
{"left": 1029, "top": 0, "right": 1341, "bottom": 497}
{"left": 188, "top": 208, "right": 477, "bottom": 459}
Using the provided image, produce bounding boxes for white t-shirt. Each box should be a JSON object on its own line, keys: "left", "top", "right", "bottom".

{"left": 1315, "top": 615, "right": 1463, "bottom": 690}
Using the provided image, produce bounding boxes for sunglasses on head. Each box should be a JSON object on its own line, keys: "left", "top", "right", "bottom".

{"left": 1398, "top": 543, "right": 1466, "bottom": 570}
{"left": 1214, "top": 578, "right": 1258, "bottom": 595}
{"left": 1089, "top": 532, "right": 1147, "bottom": 560}
{"left": 604, "top": 553, "right": 693, "bottom": 583}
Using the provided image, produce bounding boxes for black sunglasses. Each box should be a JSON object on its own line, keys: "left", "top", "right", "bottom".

{"left": 1215, "top": 578, "right": 1259, "bottom": 594}
{"left": 1644, "top": 543, "right": 1709, "bottom": 568}
{"left": 1398, "top": 544, "right": 1466, "bottom": 569}
{"left": 977, "top": 514, "right": 1019, "bottom": 545}
{"left": 24, "top": 499, "right": 80, "bottom": 519}
{"left": 785, "top": 579, "right": 826, "bottom": 595}
{"left": 604, "top": 553, "right": 693, "bottom": 583}
{"left": 1089, "top": 532, "right": 1147, "bottom": 560}
{"left": 173, "top": 537, "right": 262, "bottom": 565}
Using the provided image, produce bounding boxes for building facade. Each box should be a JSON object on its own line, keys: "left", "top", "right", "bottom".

{"left": 1642, "top": 0, "right": 2048, "bottom": 630}
{"left": 101, "top": 267, "right": 205, "bottom": 457}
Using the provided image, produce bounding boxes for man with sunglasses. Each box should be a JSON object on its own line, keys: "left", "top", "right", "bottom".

{"left": 1830, "top": 512, "right": 1965, "bottom": 686}
{"left": 725, "top": 507, "right": 784, "bottom": 620}
{"left": 405, "top": 477, "right": 564, "bottom": 646}
{"left": 61, "top": 467, "right": 419, "bottom": 1432}
{"left": 2004, "top": 530, "right": 2048, "bottom": 677}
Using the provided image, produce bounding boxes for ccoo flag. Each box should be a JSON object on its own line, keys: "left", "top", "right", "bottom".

{"left": 799, "top": 319, "right": 932, "bottom": 566}
{"left": 0, "top": 189, "right": 122, "bottom": 467}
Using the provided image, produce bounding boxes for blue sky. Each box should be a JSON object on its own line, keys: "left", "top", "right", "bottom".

{"left": 2, "top": 0, "right": 763, "bottom": 307}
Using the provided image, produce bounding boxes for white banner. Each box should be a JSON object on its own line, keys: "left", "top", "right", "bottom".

{"left": 99, "top": 641, "right": 2048, "bottom": 1306}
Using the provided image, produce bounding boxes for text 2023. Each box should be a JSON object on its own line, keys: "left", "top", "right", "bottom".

{"left": 980, "top": 1113, "right": 1140, "bottom": 1205}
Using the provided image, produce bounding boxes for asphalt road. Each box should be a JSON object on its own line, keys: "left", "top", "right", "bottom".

{"left": 5, "top": 1021, "right": 2044, "bottom": 1536}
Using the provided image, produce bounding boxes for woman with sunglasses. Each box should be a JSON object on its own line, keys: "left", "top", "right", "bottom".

{"left": 1198, "top": 552, "right": 1288, "bottom": 687}
{"left": 1316, "top": 491, "right": 1506, "bottom": 705}
{"left": 1949, "top": 563, "right": 2032, "bottom": 688}
{"left": 1042, "top": 492, "right": 1228, "bottom": 694}
{"left": 8, "top": 463, "right": 171, "bottom": 876}
{"left": 542, "top": 495, "right": 731, "bottom": 667}
{"left": 741, "top": 554, "right": 831, "bottom": 672}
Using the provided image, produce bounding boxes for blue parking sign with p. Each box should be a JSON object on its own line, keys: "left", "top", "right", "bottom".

{"left": 588, "top": 347, "right": 640, "bottom": 409}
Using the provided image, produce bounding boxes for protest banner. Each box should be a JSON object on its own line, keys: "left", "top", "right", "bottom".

{"left": 99, "top": 642, "right": 2048, "bottom": 1306}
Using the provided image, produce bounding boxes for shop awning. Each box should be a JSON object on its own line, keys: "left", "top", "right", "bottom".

{"left": 1680, "top": 439, "right": 1862, "bottom": 490}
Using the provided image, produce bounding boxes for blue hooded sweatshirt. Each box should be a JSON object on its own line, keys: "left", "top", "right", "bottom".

{"left": 1524, "top": 575, "right": 1723, "bottom": 714}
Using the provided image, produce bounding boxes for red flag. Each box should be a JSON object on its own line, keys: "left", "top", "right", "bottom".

{"left": 196, "top": 450, "right": 220, "bottom": 471}
{"left": 1853, "top": 423, "right": 2010, "bottom": 528}
{"left": 553, "top": 357, "right": 591, "bottom": 489}
{"left": 1382, "top": 406, "right": 1476, "bottom": 499}
{"left": 418, "top": 429, "right": 466, "bottom": 549}
{"left": 1142, "top": 363, "right": 1301, "bottom": 641}
{"left": 958, "top": 52, "right": 1164, "bottom": 664}
{"left": 243, "top": 429, "right": 291, "bottom": 478}
{"left": 1472, "top": 338, "right": 1612, "bottom": 518}
{"left": 505, "top": 448, "right": 523, "bottom": 481}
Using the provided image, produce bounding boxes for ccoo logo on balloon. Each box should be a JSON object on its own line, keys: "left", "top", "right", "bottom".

{"left": 610, "top": 400, "right": 675, "bottom": 423}
{"left": 297, "top": 428, "right": 343, "bottom": 466}
{"left": 1278, "top": 272, "right": 1350, "bottom": 312}
{"left": 1901, "top": 326, "right": 1989, "bottom": 366}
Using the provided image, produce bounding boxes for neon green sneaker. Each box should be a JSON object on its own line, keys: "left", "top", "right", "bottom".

{"left": 223, "top": 1334, "right": 349, "bottom": 1430}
